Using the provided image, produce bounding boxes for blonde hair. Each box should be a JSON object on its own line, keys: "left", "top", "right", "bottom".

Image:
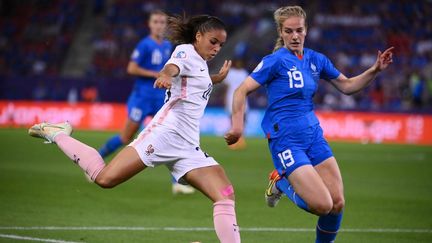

{"left": 273, "top": 6, "right": 307, "bottom": 52}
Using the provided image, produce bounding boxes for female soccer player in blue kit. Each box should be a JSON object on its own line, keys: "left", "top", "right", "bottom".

{"left": 225, "top": 6, "right": 394, "bottom": 242}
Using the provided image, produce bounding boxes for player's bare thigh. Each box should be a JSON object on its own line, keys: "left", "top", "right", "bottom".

{"left": 184, "top": 165, "right": 234, "bottom": 202}
{"left": 95, "top": 146, "right": 146, "bottom": 188}
{"left": 314, "top": 156, "right": 345, "bottom": 213}
{"left": 288, "top": 164, "right": 333, "bottom": 215}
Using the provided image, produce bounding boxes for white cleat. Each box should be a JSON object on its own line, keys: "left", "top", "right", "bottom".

{"left": 172, "top": 183, "right": 195, "bottom": 195}
{"left": 265, "top": 170, "right": 283, "bottom": 207}
{"left": 28, "top": 122, "right": 73, "bottom": 144}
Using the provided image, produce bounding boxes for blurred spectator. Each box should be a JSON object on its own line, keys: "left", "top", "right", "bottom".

{"left": 32, "top": 81, "right": 48, "bottom": 100}
{"left": 81, "top": 83, "right": 99, "bottom": 102}
{"left": 410, "top": 72, "right": 426, "bottom": 108}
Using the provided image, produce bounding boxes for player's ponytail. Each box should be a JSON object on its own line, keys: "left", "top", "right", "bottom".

{"left": 167, "top": 14, "right": 226, "bottom": 45}
{"left": 273, "top": 37, "right": 285, "bottom": 53}
{"left": 273, "top": 6, "right": 307, "bottom": 52}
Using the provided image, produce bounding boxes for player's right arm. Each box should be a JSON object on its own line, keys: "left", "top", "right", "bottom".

{"left": 153, "top": 64, "right": 180, "bottom": 89}
{"left": 127, "top": 61, "right": 159, "bottom": 78}
{"left": 224, "top": 77, "right": 261, "bottom": 145}
{"left": 225, "top": 55, "right": 277, "bottom": 145}
{"left": 329, "top": 47, "right": 394, "bottom": 95}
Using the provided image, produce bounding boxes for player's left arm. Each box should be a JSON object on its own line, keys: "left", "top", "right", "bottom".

{"left": 210, "top": 60, "right": 232, "bottom": 84}
{"left": 153, "top": 64, "right": 180, "bottom": 89}
{"left": 330, "top": 47, "right": 394, "bottom": 95}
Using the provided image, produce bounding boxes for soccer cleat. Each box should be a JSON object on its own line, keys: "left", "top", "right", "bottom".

{"left": 172, "top": 183, "right": 196, "bottom": 195}
{"left": 28, "top": 122, "right": 73, "bottom": 144}
{"left": 265, "top": 170, "right": 283, "bottom": 207}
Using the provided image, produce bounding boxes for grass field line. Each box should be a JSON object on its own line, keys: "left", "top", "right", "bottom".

{"left": 0, "top": 233, "right": 81, "bottom": 243}
{"left": 0, "top": 226, "right": 431, "bottom": 234}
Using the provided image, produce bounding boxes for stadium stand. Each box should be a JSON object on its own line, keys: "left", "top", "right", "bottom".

{"left": 0, "top": 0, "right": 431, "bottom": 112}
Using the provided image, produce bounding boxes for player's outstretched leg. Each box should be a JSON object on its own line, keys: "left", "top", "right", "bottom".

{"left": 29, "top": 122, "right": 146, "bottom": 187}
{"left": 184, "top": 165, "right": 240, "bottom": 243}
{"left": 29, "top": 122, "right": 105, "bottom": 181}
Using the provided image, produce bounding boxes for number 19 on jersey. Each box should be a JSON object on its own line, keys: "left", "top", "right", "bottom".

{"left": 278, "top": 149, "right": 295, "bottom": 169}
{"left": 287, "top": 70, "right": 304, "bottom": 88}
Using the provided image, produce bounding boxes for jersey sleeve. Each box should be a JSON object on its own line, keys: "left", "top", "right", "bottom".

{"left": 250, "top": 55, "right": 279, "bottom": 85}
{"left": 319, "top": 54, "right": 340, "bottom": 81}
{"left": 130, "top": 41, "right": 148, "bottom": 64}
{"left": 165, "top": 45, "right": 192, "bottom": 76}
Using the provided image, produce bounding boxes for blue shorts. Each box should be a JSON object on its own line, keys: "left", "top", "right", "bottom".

{"left": 268, "top": 124, "right": 333, "bottom": 177}
{"left": 126, "top": 90, "right": 165, "bottom": 123}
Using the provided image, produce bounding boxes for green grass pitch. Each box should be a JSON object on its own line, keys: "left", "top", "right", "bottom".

{"left": 0, "top": 128, "right": 431, "bottom": 242}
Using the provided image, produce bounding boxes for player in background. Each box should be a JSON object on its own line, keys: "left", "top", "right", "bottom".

{"left": 225, "top": 6, "right": 393, "bottom": 243}
{"left": 28, "top": 14, "right": 239, "bottom": 243}
{"left": 97, "top": 10, "right": 195, "bottom": 194}
{"left": 223, "top": 58, "right": 248, "bottom": 150}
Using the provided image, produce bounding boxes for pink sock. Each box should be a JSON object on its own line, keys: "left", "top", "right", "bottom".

{"left": 54, "top": 133, "right": 105, "bottom": 181}
{"left": 213, "top": 199, "right": 241, "bottom": 243}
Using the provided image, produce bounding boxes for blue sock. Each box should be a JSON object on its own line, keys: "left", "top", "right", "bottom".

{"left": 275, "top": 177, "right": 309, "bottom": 212}
{"left": 98, "top": 135, "right": 123, "bottom": 158}
{"left": 316, "top": 212, "right": 343, "bottom": 243}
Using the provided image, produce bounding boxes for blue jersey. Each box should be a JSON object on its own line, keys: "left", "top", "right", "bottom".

{"left": 250, "top": 47, "right": 340, "bottom": 138}
{"left": 130, "top": 36, "right": 172, "bottom": 98}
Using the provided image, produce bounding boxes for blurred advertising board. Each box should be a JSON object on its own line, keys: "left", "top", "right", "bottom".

{"left": 1, "top": 101, "right": 431, "bottom": 145}
{"left": 0, "top": 101, "right": 127, "bottom": 131}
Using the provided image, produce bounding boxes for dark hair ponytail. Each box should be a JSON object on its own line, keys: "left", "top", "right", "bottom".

{"left": 166, "top": 14, "right": 226, "bottom": 45}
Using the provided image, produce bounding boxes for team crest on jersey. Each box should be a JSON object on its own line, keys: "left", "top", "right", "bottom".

{"left": 175, "top": 51, "right": 186, "bottom": 59}
{"left": 310, "top": 62, "right": 319, "bottom": 78}
{"left": 310, "top": 63, "right": 317, "bottom": 72}
{"left": 145, "top": 144, "right": 155, "bottom": 156}
{"left": 151, "top": 49, "right": 162, "bottom": 65}
{"left": 253, "top": 61, "right": 263, "bottom": 73}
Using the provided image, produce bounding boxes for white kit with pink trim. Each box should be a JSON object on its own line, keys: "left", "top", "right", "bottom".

{"left": 129, "top": 44, "right": 218, "bottom": 183}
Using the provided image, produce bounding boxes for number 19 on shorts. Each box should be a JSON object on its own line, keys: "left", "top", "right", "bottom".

{"left": 278, "top": 149, "right": 295, "bottom": 169}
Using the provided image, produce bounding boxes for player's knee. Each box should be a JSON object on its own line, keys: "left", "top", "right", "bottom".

{"left": 95, "top": 175, "right": 117, "bottom": 189}
{"left": 332, "top": 197, "right": 345, "bottom": 214}
{"left": 310, "top": 198, "right": 333, "bottom": 216}
{"left": 220, "top": 184, "right": 235, "bottom": 201}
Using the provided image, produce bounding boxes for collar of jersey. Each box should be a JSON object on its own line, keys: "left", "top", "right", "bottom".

{"left": 282, "top": 47, "right": 305, "bottom": 60}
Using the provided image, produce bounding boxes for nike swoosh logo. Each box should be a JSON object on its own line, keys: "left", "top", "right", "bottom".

{"left": 200, "top": 69, "right": 205, "bottom": 71}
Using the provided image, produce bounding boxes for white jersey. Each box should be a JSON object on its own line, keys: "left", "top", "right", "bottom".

{"left": 145, "top": 44, "right": 212, "bottom": 145}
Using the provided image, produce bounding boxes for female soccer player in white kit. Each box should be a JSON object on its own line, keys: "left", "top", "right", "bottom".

{"left": 28, "top": 14, "right": 240, "bottom": 243}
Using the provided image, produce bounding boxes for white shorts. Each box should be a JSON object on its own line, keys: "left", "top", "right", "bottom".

{"left": 129, "top": 127, "right": 219, "bottom": 184}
